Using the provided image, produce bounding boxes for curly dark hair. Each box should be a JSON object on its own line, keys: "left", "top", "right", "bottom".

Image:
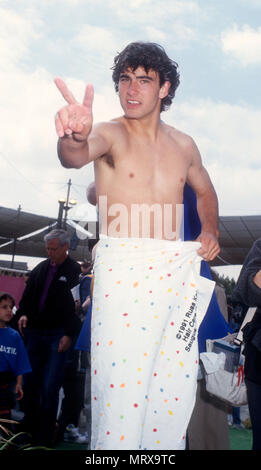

{"left": 112, "top": 42, "right": 180, "bottom": 112}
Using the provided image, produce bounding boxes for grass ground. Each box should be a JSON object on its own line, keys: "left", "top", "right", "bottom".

{"left": 54, "top": 427, "right": 253, "bottom": 451}
{"left": 229, "top": 427, "right": 252, "bottom": 450}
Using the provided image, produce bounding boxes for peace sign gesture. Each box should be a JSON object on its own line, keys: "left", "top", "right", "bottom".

{"left": 54, "top": 77, "right": 94, "bottom": 141}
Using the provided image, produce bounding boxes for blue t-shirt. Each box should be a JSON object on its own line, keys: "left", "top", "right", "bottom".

{"left": 75, "top": 274, "right": 93, "bottom": 352}
{"left": 0, "top": 327, "right": 32, "bottom": 377}
{"left": 79, "top": 274, "right": 92, "bottom": 305}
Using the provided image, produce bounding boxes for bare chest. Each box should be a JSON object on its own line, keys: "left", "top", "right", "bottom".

{"left": 98, "top": 138, "right": 189, "bottom": 202}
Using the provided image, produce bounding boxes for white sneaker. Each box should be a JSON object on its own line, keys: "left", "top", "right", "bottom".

{"left": 64, "top": 424, "right": 88, "bottom": 444}
{"left": 227, "top": 414, "right": 233, "bottom": 426}
{"left": 232, "top": 423, "right": 245, "bottom": 430}
{"left": 72, "top": 432, "right": 89, "bottom": 444}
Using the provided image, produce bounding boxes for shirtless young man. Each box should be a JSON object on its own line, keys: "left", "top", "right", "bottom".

{"left": 55, "top": 42, "right": 220, "bottom": 450}
{"left": 55, "top": 42, "right": 219, "bottom": 259}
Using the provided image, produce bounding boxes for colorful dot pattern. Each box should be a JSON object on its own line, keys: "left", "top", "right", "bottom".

{"left": 91, "top": 237, "right": 215, "bottom": 450}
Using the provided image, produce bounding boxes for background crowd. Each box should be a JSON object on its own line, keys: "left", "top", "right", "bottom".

{"left": 0, "top": 228, "right": 260, "bottom": 450}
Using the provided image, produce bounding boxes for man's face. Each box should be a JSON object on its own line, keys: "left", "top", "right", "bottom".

{"left": 118, "top": 66, "right": 169, "bottom": 119}
{"left": 0, "top": 298, "right": 13, "bottom": 326}
{"left": 46, "top": 238, "right": 68, "bottom": 265}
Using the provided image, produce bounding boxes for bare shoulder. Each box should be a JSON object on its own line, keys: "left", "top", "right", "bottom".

{"left": 166, "top": 123, "right": 198, "bottom": 151}
{"left": 164, "top": 123, "right": 201, "bottom": 167}
{"left": 91, "top": 117, "right": 126, "bottom": 139}
{"left": 89, "top": 118, "right": 127, "bottom": 161}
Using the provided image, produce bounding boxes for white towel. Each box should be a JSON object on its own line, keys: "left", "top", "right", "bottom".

{"left": 91, "top": 237, "right": 215, "bottom": 450}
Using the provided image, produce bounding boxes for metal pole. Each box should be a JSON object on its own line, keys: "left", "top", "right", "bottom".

{"left": 57, "top": 200, "right": 65, "bottom": 228}
{"left": 11, "top": 204, "right": 21, "bottom": 268}
{"left": 63, "top": 178, "right": 72, "bottom": 229}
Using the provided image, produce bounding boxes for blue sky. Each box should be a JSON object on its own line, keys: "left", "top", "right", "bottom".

{"left": 0, "top": 0, "right": 261, "bottom": 270}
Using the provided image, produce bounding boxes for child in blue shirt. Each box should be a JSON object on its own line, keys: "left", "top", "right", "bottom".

{"left": 0, "top": 291, "right": 31, "bottom": 425}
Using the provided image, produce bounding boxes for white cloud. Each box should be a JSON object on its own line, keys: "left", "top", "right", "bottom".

{"left": 119, "top": 0, "right": 152, "bottom": 7}
{"left": 0, "top": 4, "right": 123, "bottom": 217}
{"left": 145, "top": 26, "right": 167, "bottom": 43}
{"left": 1, "top": 67, "right": 58, "bottom": 156}
{"left": 221, "top": 24, "right": 261, "bottom": 66}
{"left": 72, "top": 25, "right": 130, "bottom": 84}
{"left": 114, "top": 0, "right": 199, "bottom": 14}
{"left": 105, "top": 0, "right": 200, "bottom": 27}
{"left": 93, "top": 86, "right": 122, "bottom": 122}
{"left": 0, "top": 62, "right": 121, "bottom": 217}
{"left": 239, "top": 0, "right": 261, "bottom": 7}
{"left": 0, "top": 7, "right": 41, "bottom": 70}
{"left": 74, "top": 24, "right": 118, "bottom": 55}
{"left": 168, "top": 22, "right": 197, "bottom": 43}
{"left": 0, "top": 8, "right": 86, "bottom": 214}
{"left": 172, "top": 99, "right": 261, "bottom": 168}
{"left": 0, "top": 1, "right": 260, "bottom": 224}
{"left": 207, "top": 164, "right": 261, "bottom": 216}
{"left": 168, "top": 98, "right": 261, "bottom": 215}
{"left": 145, "top": 22, "right": 197, "bottom": 47}
{"left": 0, "top": 66, "right": 96, "bottom": 216}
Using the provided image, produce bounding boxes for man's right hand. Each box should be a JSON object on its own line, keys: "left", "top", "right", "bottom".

{"left": 54, "top": 78, "right": 94, "bottom": 141}
{"left": 18, "top": 315, "right": 28, "bottom": 336}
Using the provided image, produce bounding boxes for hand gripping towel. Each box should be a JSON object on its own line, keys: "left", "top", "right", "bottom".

{"left": 91, "top": 237, "right": 215, "bottom": 450}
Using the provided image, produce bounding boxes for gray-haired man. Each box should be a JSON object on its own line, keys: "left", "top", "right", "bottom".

{"left": 17, "top": 229, "right": 81, "bottom": 446}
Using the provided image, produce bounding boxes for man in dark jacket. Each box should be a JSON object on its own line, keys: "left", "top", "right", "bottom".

{"left": 17, "top": 229, "right": 81, "bottom": 446}
{"left": 232, "top": 237, "right": 261, "bottom": 450}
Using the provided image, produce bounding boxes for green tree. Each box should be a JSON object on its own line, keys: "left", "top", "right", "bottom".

{"left": 214, "top": 273, "right": 236, "bottom": 296}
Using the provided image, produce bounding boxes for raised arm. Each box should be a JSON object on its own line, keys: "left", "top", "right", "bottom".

{"left": 186, "top": 138, "right": 220, "bottom": 261}
{"left": 54, "top": 78, "right": 111, "bottom": 168}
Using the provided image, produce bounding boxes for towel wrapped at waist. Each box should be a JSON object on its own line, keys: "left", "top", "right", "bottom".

{"left": 91, "top": 237, "right": 215, "bottom": 450}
